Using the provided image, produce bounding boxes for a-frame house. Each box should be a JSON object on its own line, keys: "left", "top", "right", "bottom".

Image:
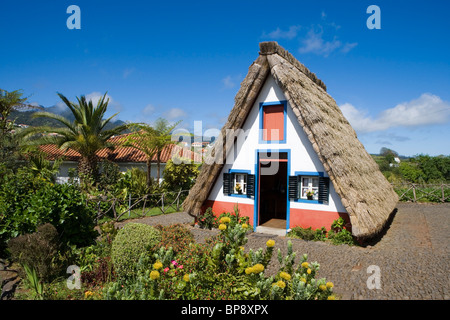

{"left": 183, "top": 42, "right": 398, "bottom": 239}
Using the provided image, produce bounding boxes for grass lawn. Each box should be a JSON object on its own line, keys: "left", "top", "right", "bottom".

{"left": 98, "top": 206, "right": 179, "bottom": 224}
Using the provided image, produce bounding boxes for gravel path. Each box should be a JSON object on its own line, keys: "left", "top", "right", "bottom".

{"left": 115, "top": 202, "right": 450, "bottom": 300}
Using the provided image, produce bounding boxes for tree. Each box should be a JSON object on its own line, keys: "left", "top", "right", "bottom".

{"left": 0, "top": 89, "right": 41, "bottom": 167}
{"left": 20, "top": 92, "right": 129, "bottom": 183}
{"left": 152, "top": 118, "right": 181, "bottom": 183}
{"left": 0, "top": 88, "right": 39, "bottom": 136}
{"left": 380, "top": 147, "right": 398, "bottom": 165}
{"left": 162, "top": 157, "right": 200, "bottom": 192}
{"left": 121, "top": 118, "right": 180, "bottom": 187}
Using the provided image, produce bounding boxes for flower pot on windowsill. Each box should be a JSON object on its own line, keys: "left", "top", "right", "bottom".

{"left": 307, "top": 195, "right": 313, "bottom": 200}
{"left": 237, "top": 190, "right": 243, "bottom": 195}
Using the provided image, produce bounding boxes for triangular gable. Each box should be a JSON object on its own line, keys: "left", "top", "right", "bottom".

{"left": 183, "top": 42, "right": 398, "bottom": 239}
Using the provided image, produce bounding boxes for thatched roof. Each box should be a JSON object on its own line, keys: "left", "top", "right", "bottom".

{"left": 183, "top": 41, "right": 398, "bottom": 239}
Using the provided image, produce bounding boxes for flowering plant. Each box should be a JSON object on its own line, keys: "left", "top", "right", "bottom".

{"left": 306, "top": 188, "right": 315, "bottom": 197}
{"left": 235, "top": 183, "right": 242, "bottom": 193}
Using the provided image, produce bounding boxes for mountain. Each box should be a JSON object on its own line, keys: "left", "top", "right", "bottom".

{"left": 10, "top": 105, "right": 129, "bottom": 132}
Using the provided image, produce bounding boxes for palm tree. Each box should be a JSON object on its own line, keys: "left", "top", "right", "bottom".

{"left": 121, "top": 118, "right": 180, "bottom": 187}
{"left": 0, "top": 88, "right": 42, "bottom": 168}
{"left": 20, "top": 92, "right": 129, "bottom": 183}
{"left": 0, "top": 88, "right": 40, "bottom": 136}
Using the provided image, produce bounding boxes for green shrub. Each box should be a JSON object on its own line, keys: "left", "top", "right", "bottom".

{"left": 104, "top": 224, "right": 336, "bottom": 300}
{"left": 154, "top": 224, "right": 194, "bottom": 255}
{"left": 0, "top": 168, "right": 98, "bottom": 255}
{"left": 7, "top": 223, "right": 62, "bottom": 282}
{"left": 162, "top": 157, "right": 200, "bottom": 192}
{"left": 111, "top": 223, "right": 162, "bottom": 279}
{"left": 288, "top": 226, "right": 326, "bottom": 241}
{"left": 197, "top": 207, "right": 216, "bottom": 229}
{"left": 328, "top": 229, "right": 356, "bottom": 246}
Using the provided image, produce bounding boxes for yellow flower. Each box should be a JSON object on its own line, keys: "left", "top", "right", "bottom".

{"left": 220, "top": 216, "right": 231, "bottom": 223}
{"left": 300, "top": 277, "right": 306, "bottom": 283}
{"left": 301, "top": 262, "right": 309, "bottom": 268}
{"left": 266, "top": 239, "right": 275, "bottom": 247}
{"left": 153, "top": 261, "right": 163, "bottom": 270}
{"left": 150, "top": 270, "right": 160, "bottom": 280}
{"left": 242, "top": 223, "right": 248, "bottom": 229}
{"left": 253, "top": 264, "right": 265, "bottom": 273}
{"left": 183, "top": 274, "right": 190, "bottom": 282}
{"left": 279, "top": 272, "right": 291, "bottom": 281}
{"left": 326, "top": 282, "right": 334, "bottom": 289}
{"left": 239, "top": 246, "right": 245, "bottom": 252}
{"left": 219, "top": 224, "right": 227, "bottom": 230}
{"left": 307, "top": 268, "right": 312, "bottom": 275}
{"left": 327, "top": 295, "right": 336, "bottom": 300}
{"left": 276, "top": 280, "right": 286, "bottom": 289}
{"left": 245, "top": 267, "right": 254, "bottom": 275}
{"left": 84, "top": 291, "right": 94, "bottom": 299}
{"left": 319, "top": 284, "right": 327, "bottom": 291}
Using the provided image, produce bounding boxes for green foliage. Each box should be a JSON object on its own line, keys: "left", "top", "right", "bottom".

{"left": 375, "top": 150, "right": 449, "bottom": 185}
{"left": 19, "top": 92, "right": 129, "bottom": 182}
{"left": 154, "top": 224, "right": 194, "bottom": 255}
{"left": 398, "top": 161, "right": 425, "bottom": 183}
{"left": 99, "top": 212, "right": 337, "bottom": 301}
{"left": 198, "top": 205, "right": 250, "bottom": 230}
{"left": 288, "top": 218, "right": 356, "bottom": 246}
{"left": 111, "top": 223, "right": 161, "bottom": 280}
{"left": 98, "top": 160, "right": 122, "bottom": 192}
{"left": 121, "top": 118, "right": 181, "bottom": 185}
{"left": 197, "top": 207, "right": 216, "bottom": 229}
{"left": 8, "top": 223, "right": 62, "bottom": 282}
{"left": 28, "top": 152, "right": 62, "bottom": 183}
{"left": 327, "top": 228, "right": 356, "bottom": 246}
{"left": 162, "top": 157, "right": 200, "bottom": 192}
{"left": 0, "top": 88, "right": 34, "bottom": 136}
{"left": 22, "top": 264, "right": 45, "bottom": 300}
{"left": 288, "top": 226, "right": 327, "bottom": 241}
{"left": 0, "top": 168, "right": 98, "bottom": 255}
{"left": 115, "top": 167, "right": 150, "bottom": 198}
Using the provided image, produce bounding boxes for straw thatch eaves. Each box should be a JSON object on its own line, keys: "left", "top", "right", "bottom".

{"left": 183, "top": 41, "right": 398, "bottom": 239}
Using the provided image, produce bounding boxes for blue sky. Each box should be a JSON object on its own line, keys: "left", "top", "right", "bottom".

{"left": 1, "top": 0, "right": 449, "bottom": 156}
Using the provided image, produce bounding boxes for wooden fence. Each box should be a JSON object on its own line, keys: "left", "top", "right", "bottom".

{"left": 88, "top": 189, "right": 190, "bottom": 223}
{"left": 392, "top": 183, "right": 450, "bottom": 203}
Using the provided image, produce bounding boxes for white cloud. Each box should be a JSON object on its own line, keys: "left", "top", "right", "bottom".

{"left": 85, "top": 91, "right": 122, "bottom": 113}
{"left": 164, "top": 107, "right": 187, "bottom": 120}
{"left": 221, "top": 74, "right": 242, "bottom": 89}
{"left": 263, "top": 25, "right": 301, "bottom": 40}
{"left": 340, "top": 93, "right": 450, "bottom": 133}
{"left": 299, "top": 27, "right": 342, "bottom": 57}
{"left": 142, "top": 104, "right": 155, "bottom": 116}
{"left": 123, "top": 67, "right": 135, "bottom": 79}
{"left": 298, "top": 25, "right": 357, "bottom": 57}
{"left": 341, "top": 42, "right": 358, "bottom": 53}
{"left": 222, "top": 75, "right": 235, "bottom": 89}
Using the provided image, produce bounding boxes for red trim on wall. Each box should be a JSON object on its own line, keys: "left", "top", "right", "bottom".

{"left": 289, "top": 207, "right": 351, "bottom": 232}
{"left": 202, "top": 200, "right": 255, "bottom": 226}
{"left": 201, "top": 200, "right": 351, "bottom": 233}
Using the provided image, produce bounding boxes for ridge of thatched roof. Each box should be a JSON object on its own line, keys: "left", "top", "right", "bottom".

{"left": 183, "top": 41, "right": 398, "bottom": 239}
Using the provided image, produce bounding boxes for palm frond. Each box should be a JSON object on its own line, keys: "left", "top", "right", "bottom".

{"left": 31, "top": 111, "right": 77, "bottom": 132}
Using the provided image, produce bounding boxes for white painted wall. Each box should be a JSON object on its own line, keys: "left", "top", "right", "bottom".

{"left": 54, "top": 161, "right": 166, "bottom": 184}
{"left": 207, "top": 74, "right": 346, "bottom": 213}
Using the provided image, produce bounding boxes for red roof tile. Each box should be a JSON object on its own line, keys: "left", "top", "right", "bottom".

{"left": 39, "top": 133, "right": 202, "bottom": 163}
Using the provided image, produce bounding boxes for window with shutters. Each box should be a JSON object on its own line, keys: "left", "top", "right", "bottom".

{"left": 300, "top": 176, "right": 319, "bottom": 200}
{"left": 288, "top": 172, "right": 330, "bottom": 204}
{"left": 223, "top": 170, "right": 255, "bottom": 198}
{"left": 234, "top": 173, "right": 247, "bottom": 195}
